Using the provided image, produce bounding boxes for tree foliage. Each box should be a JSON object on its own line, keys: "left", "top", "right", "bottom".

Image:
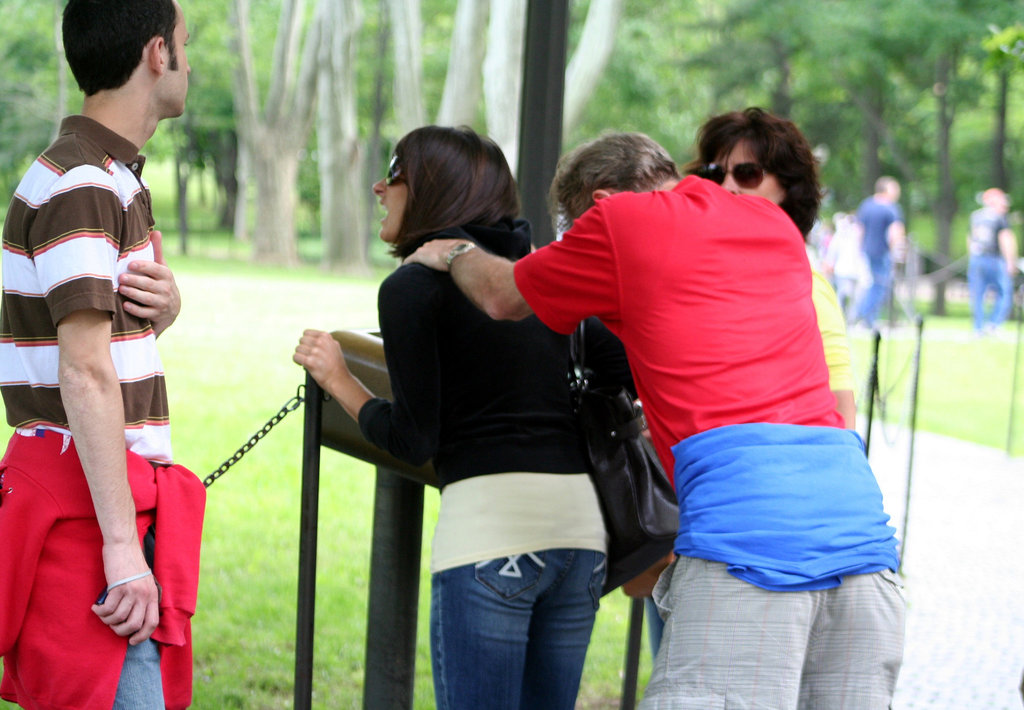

{"left": 3, "top": 0, "right": 1023, "bottom": 292}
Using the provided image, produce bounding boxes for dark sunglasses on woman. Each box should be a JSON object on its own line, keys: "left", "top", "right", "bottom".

{"left": 696, "top": 162, "right": 765, "bottom": 190}
{"left": 385, "top": 155, "right": 403, "bottom": 185}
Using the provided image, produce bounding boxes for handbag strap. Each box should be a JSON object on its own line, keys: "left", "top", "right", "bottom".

{"left": 570, "top": 319, "right": 586, "bottom": 370}
{"left": 569, "top": 320, "right": 588, "bottom": 393}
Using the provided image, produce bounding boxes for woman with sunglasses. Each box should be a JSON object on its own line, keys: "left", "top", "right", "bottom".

{"left": 293, "top": 125, "right": 611, "bottom": 710}
{"left": 686, "top": 107, "right": 857, "bottom": 428}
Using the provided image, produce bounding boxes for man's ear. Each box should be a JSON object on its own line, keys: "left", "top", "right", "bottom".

{"left": 143, "top": 35, "right": 167, "bottom": 75}
{"left": 592, "top": 188, "right": 616, "bottom": 202}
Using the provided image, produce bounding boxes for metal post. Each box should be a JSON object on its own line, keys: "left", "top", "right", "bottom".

{"left": 1007, "top": 283, "right": 1023, "bottom": 456}
{"left": 517, "top": 0, "right": 569, "bottom": 248}
{"left": 899, "top": 316, "right": 925, "bottom": 573}
{"left": 619, "top": 598, "right": 646, "bottom": 710}
{"left": 363, "top": 468, "right": 424, "bottom": 710}
{"left": 294, "top": 374, "right": 323, "bottom": 710}
{"left": 863, "top": 329, "right": 882, "bottom": 456}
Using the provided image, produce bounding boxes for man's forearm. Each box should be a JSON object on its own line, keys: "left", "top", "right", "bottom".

{"left": 446, "top": 243, "right": 533, "bottom": 321}
{"left": 59, "top": 309, "right": 159, "bottom": 642}
{"left": 58, "top": 313, "right": 137, "bottom": 547}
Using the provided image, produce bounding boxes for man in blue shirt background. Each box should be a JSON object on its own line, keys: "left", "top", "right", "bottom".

{"left": 967, "top": 187, "right": 1019, "bottom": 336}
{"left": 854, "top": 176, "right": 905, "bottom": 328}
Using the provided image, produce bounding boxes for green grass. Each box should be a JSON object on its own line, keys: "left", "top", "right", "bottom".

{"left": 0, "top": 252, "right": 648, "bottom": 709}
{"left": 1, "top": 250, "right": 1021, "bottom": 708}
{"left": 847, "top": 313, "right": 1024, "bottom": 454}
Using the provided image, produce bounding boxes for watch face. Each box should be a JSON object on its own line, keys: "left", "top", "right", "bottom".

{"left": 447, "top": 242, "right": 476, "bottom": 266}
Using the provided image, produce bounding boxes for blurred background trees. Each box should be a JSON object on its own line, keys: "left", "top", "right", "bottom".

{"left": 2, "top": 0, "right": 1022, "bottom": 311}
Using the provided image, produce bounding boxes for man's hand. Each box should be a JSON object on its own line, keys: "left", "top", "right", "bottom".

{"left": 118, "top": 230, "right": 181, "bottom": 336}
{"left": 405, "top": 239, "right": 533, "bottom": 321}
{"left": 621, "top": 553, "right": 675, "bottom": 598}
{"left": 402, "top": 239, "right": 463, "bottom": 271}
{"left": 91, "top": 541, "right": 160, "bottom": 645}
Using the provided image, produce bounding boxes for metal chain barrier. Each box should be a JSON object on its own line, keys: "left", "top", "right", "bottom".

{"left": 203, "top": 384, "right": 306, "bottom": 488}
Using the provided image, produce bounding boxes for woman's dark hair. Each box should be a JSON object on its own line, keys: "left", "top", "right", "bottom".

{"left": 388, "top": 125, "right": 520, "bottom": 259}
{"left": 64, "top": 0, "right": 178, "bottom": 97}
{"left": 683, "top": 107, "right": 822, "bottom": 239}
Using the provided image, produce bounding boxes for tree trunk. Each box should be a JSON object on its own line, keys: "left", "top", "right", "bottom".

{"left": 250, "top": 132, "right": 300, "bottom": 264}
{"left": 366, "top": 0, "right": 390, "bottom": 259}
{"left": 484, "top": 0, "right": 526, "bottom": 173}
{"left": 769, "top": 38, "right": 793, "bottom": 119}
{"left": 52, "top": 0, "right": 66, "bottom": 140}
{"left": 232, "top": 0, "right": 321, "bottom": 265}
{"left": 992, "top": 68, "right": 1009, "bottom": 190}
{"left": 233, "top": 133, "right": 250, "bottom": 243}
{"left": 387, "top": 0, "right": 426, "bottom": 133}
{"left": 562, "top": 0, "right": 622, "bottom": 136}
{"left": 437, "top": 0, "right": 489, "bottom": 126}
{"left": 861, "top": 85, "right": 883, "bottom": 197}
{"left": 175, "top": 147, "right": 189, "bottom": 255}
{"left": 215, "top": 131, "right": 239, "bottom": 231}
{"left": 318, "top": 0, "right": 369, "bottom": 273}
{"left": 931, "top": 54, "right": 957, "bottom": 317}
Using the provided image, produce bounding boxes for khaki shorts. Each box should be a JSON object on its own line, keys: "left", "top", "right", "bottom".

{"left": 640, "top": 556, "right": 905, "bottom": 709}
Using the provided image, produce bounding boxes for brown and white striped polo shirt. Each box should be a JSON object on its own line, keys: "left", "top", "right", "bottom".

{"left": 0, "top": 115, "right": 172, "bottom": 464}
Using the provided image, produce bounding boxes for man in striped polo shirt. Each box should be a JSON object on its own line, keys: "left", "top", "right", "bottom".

{"left": 0, "top": 2, "right": 204, "bottom": 708}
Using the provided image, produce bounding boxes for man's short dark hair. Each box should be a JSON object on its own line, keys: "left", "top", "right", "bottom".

{"left": 63, "top": 0, "right": 178, "bottom": 96}
{"left": 389, "top": 125, "right": 520, "bottom": 259}
{"left": 684, "top": 107, "right": 822, "bottom": 239}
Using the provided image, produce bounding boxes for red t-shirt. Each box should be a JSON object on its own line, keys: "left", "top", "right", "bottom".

{"left": 514, "top": 177, "right": 843, "bottom": 479}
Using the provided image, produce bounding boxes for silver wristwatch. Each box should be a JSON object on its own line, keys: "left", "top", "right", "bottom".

{"left": 445, "top": 241, "right": 477, "bottom": 268}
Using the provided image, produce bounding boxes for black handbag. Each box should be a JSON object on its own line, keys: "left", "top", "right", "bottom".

{"left": 570, "top": 321, "right": 678, "bottom": 595}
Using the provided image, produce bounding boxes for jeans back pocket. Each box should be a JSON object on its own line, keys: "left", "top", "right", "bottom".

{"left": 474, "top": 553, "right": 545, "bottom": 599}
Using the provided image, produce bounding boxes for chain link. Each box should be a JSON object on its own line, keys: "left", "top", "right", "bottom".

{"left": 203, "top": 384, "right": 306, "bottom": 488}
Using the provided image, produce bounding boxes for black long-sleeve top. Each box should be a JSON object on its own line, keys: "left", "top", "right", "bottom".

{"left": 358, "top": 220, "right": 634, "bottom": 489}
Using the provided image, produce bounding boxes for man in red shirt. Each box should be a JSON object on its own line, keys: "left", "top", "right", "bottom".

{"left": 406, "top": 119, "right": 902, "bottom": 708}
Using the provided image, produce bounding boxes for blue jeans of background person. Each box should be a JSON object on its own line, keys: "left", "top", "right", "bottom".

{"left": 644, "top": 596, "right": 664, "bottom": 658}
{"left": 855, "top": 252, "right": 892, "bottom": 327}
{"left": 968, "top": 254, "right": 1013, "bottom": 332}
{"left": 430, "top": 549, "right": 605, "bottom": 710}
{"left": 112, "top": 639, "right": 163, "bottom": 710}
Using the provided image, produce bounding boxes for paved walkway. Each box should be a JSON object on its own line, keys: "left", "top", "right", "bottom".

{"left": 866, "top": 424, "right": 1024, "bottom": 709}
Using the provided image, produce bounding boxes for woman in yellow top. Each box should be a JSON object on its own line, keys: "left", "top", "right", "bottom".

{"left": 686, "top": 108, "right": 856, "bottom": 428}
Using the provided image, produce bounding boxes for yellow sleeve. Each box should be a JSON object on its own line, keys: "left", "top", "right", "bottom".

{"left": 811, "top": 268, "right": 854, "bottom": 391}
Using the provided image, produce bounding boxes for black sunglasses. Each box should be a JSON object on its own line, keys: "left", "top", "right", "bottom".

{"left": 696, "top": 162, "right": 765, "bottom": 190}
{"left": 385, "top": 155, "right": 403, "bottom": 185}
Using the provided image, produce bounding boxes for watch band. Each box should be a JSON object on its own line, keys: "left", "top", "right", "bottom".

{"left": 445, "top": 241, "right": 477, "bottom": 268}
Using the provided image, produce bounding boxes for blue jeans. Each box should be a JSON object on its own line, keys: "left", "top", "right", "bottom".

{"left": 968, "top": 254, "right": 1013, "bottom": 332}
{"left": 855, "top": 252, "right": 892, "bottom": 327}
{"left": 113, "top": 639, "right": 163, "bottom": 710}
{"left": 644, "top": 595, "right": 664, "bottom": 657}
{"left": 430, "top": 549, "right": 605, "bottom": 710}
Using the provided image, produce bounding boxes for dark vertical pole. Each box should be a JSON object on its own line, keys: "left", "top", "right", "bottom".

{"left": 898, "top": 316, "right": 924, "bottom": 573}
{"left": 619, "top": 598, "right": 645, "bottom": 710}
{"left": 363, "top": 468, "right": 424, "bottom": 710}
{"left": 517, "top": 0, "right": 569, "bottom": 248}
{"left": 863, "top": 329, "right": 882, "bottom": 456}
{"left": 295, "top": 374, "right": 323, "bottom": 710}
{"left": 518, "top": 9, "right": 654, "bottom": 706}
{"left": 1007, "top": 283, "right": 1023, "bottom": 456}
